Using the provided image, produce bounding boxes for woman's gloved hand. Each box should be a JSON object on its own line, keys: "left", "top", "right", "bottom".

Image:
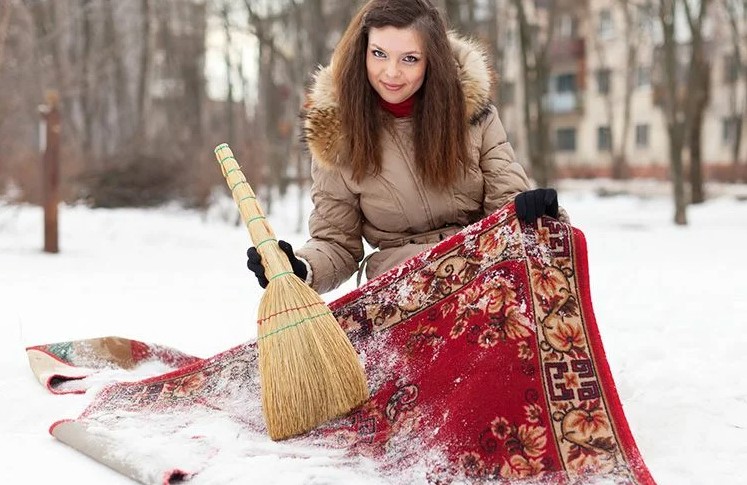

{"left": 246, "top": 240, "right": 308, "bottom": 288}
{"left": 514, "top": 188, "right": 559, "bottom": 222}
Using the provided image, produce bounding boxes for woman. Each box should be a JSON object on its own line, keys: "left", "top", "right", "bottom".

{"left": 247, "top": 0, "right": 565, "bottom": 294}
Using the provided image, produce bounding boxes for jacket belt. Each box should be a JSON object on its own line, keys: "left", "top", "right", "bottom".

{"left": 377, "top": 224, "right": 464, "bottom": 251}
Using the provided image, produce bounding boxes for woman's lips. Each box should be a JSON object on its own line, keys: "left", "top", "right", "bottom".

{"left": 382, "top": 82, "right": 404, "bottom": 91}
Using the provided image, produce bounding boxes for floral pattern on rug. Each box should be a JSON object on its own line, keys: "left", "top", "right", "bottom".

{"left": 34, "top": 205, "right": 655, "bottom": 485}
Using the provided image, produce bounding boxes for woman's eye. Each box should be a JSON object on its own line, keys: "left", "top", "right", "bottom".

{"left": 372, "top": 49, "right": 386, "bottom": 58}
{"left": 403, "top": 55, "right": 419, "bottom": 63}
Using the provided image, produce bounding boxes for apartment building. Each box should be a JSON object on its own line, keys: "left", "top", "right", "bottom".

{"left": 496, "top": 0, "right": 746, "bottom": 180}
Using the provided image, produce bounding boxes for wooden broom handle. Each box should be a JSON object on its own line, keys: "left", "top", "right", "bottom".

{"left": 214, "top": 143, "right": 293, "bottom": 279}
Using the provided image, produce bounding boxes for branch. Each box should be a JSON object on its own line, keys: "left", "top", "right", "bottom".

{"left": 723, "top": 0, "right": 744, "bottom": 72}
{"left": 243, "top": 0, "right": 292, "bottom": 65}
{"left": 682, "top": 0, "right": 710, "bottom": 35}
{"left": 539, "top": 0, "right": 558, "bottom": 60}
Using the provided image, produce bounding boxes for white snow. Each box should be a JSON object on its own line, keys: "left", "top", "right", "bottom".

{"left": 1, "top": 182, "right": 746, "bottom": 484}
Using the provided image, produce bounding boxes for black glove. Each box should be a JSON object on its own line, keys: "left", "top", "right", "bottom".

{"left": 246, "top": 240, "right": 308, "bottom": 288}
{"left": 514, "top": 188, "right": 559, "bottom": 222}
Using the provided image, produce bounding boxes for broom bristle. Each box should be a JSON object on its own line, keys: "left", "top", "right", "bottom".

{"left": 258, "top": 274, "right": 369, "bottom": 440}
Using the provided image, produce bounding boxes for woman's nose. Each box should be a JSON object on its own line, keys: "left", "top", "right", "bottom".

{"left": 385, "top": 61, "right": 400, "bottom": 78}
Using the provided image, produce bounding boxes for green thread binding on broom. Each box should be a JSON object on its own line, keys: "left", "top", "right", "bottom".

{"left": 224, "top": 167, "right": 240, "bottom": 176}
{"left": 230, "top": 180, "right": 246, "bottom": 191}
{"left": 246, "top": 215, "right": 266, "bottom": 226}
{"left": 256, "top": 237, "right": 276, "bottom": 249}
{"left": 269, "top": 271, "right": 293, "bottom": 281}
{"left": 238, "top": 195, "right": 256, "bottom": 203}
{"left": 214, "top": 143, "right": 229, "bottom": 152}
{"left": 257, "top": 311, "right": 333, "bottom": 340}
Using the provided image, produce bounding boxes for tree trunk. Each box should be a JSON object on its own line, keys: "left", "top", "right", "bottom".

{"left": 80, "top": 0, "right": 94, "bottom": 160}
{"left": 723, "top": 0, "right": 745, "bottom": 181}
{"left": 659, "top": 0, "right": 687, "bottom": 225}
{"left": 689, "top": 68, "right": 708, "bottom": 204}
{"left": 445, "top": 0, "right": 463, "bottom": 31}
{"left": 42, "top": 91, "right": 61, "bottom": 253}
{"left": 487, "top": 1, "right": 503, "bottom": 104}
{"left": 669, "top": 130, "right": 688, "bottom": 224}
{"left": 535, "top": 64, "right": 553, "bottom": 185}
{"left": 512, "top": 0, "right": 554, "bottom": 187}
{"left": 103, "top": 0, "right": 130, "bottom": 152}
{"left": 307, "top": 0, "right": 328, "bottom": 70}
{"left": 136, "top": 0, "right": 151, "bottom": 145}
{"left": 612, "top": 0, "right": 637, "bottom": 180}
{"left": 733, "top": 120, "right": 743, "bottom": 182}
{"left": 0, "top": 1, "right": 14, "bottom": 73}
{"left": 688, "top": 110, "right": 705, "bottom": 204}
{"left": 222, "top": 3, "right": 235, "bottom": 146}
{"left": 682, "top": 0, "right": 710, "bottom": 202}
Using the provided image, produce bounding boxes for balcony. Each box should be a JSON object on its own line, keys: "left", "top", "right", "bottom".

{"left": 543, "top": 92, "right": 583, "bottom": 114}
{"left": 550, "top": 38, "right": 586, "bottom": 63}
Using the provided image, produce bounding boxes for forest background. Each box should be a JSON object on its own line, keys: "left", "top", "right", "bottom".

{"left": 1, "top": 0, "right": 746, "bottom": 227}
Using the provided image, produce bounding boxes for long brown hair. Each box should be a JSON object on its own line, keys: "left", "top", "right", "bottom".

{"left": 332, "top": 0, "right": 470, "bottom": 188}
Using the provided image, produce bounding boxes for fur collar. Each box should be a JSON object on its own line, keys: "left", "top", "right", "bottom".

{"left": 303, "top": 33, "right": 494, "bottom": 168}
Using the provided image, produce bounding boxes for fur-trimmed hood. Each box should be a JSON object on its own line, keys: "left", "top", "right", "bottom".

{"left": 303, "top": 33, "right": 494, "bottom": 168}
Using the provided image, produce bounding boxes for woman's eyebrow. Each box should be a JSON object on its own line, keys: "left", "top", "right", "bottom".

{"left": 369, "top": 43, "right": 422, "bottom": 56}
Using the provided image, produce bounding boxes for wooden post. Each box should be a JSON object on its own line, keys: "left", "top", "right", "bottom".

{"left": 40, "top": 90, "right": 60, "bottom": 254}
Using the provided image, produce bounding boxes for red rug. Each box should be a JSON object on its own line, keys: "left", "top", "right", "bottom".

{"left": 28, "top": 204, "right": 656, "bottom": 484}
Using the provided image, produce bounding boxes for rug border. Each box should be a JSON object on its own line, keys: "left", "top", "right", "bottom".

{"left": 571, "top": 227, "right": 657, "bottom": 485}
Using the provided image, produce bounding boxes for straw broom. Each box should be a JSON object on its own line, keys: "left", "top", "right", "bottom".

{"left": 214, "top": 143, "right": 369, "bottom": 440}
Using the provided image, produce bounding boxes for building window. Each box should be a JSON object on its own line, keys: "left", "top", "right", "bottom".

{"left": 556, "top": 128, "right": 576, "bottom": 152}
{"left": 598, "top": 9, "right": 614, "bottom": 38}
{"left": 635, "top": 124, "right": 649, "bottom": 148}
{"left": 723, "top": 117, "right": 741, "bottom": 145}
{"left": 556, "top": 14, "right": 578, "bottom": 39}
{"left": 500, "top": 81, "right": 515, "bottom": 106}
{"left": 597, "top": 126, "right": 611, "bottom": 151}
{"left": 635, "top": 5, "right": 654, "bottom": 34}
{"left": 556, "top": 73, "right": 577, "bottom": 93}
{"left": 635, "top": 65, "right": 650, "bottom": 87}
{"left": 596, "top": 69, "right": 611, "bottom": 94}
{"left": 724, "top": 54, "right": 739, "bottom": 83}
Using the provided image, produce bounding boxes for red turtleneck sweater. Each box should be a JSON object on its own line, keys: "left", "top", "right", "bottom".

{"left": 378, "top": 95, "right": 415, "bottom": 118}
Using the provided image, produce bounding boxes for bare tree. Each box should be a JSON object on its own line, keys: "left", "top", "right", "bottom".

{"left": 722, "top": 0, "right": 745, "bottom": 181}
{"left": 0, "top": 0, "right": 18, "bottom": 144}
{"left": 511, "top": 0, "right": 557, "bottom": 187}
{"left": 444, "top": 0, "right": 477, "bottom": 32}
{"left": 657, "top": 0, "right": 711, "bottom": 224}
{"left": 616, "top": 0, "right": 649, "bottom": 179}
{"left": 590, "top": 9, "right": 620, "bottom": 179}
{"left": 682, "top": 0, "right": 711, "bottom": 204}
{"left": 590, "top": 1, "right": 651, "bottom": 180}
{"left": 136, "top": 0, "right": 151, "bottom": 145}
{"left": 221, "top": 1, "right": 237, "bottom": 145}
{"left": 658, "top": 0, "right": 687, "bottom": 224}
{"left": 444, "top": 1, "right": 509, "bottom": 107}
{"left": 614, "top": 0, "right": 635, "bottom": 179}
{"left": 242, "top": 0, "right": 359, "bottom": 215}
{"left": 244, "top": 0, "right": 288, "bottom": 213}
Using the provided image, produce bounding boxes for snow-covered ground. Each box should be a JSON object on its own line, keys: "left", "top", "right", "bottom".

{"left": 1, "top": 182, "right": 746, "bottom": 484}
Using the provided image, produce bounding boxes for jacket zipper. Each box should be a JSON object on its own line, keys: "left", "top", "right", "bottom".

{"left": 388, "top": 123, "right": 437, "bottom": 232}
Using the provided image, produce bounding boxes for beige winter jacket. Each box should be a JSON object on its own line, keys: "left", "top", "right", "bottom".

{"left": 296, "top": 35, "right": 532, "bottom": 294}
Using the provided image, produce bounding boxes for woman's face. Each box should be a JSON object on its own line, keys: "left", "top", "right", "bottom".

{"left": 366, "top": 26, "right": 427, "bottom": 104}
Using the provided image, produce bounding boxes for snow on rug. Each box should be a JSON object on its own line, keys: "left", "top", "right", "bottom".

{"left": 27, "top": 205, "right": 656, "bottom": 484}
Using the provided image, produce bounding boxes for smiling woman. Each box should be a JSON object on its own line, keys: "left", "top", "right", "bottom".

{"left": 245, "top": 0, "right": 567, "bottom": 295}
